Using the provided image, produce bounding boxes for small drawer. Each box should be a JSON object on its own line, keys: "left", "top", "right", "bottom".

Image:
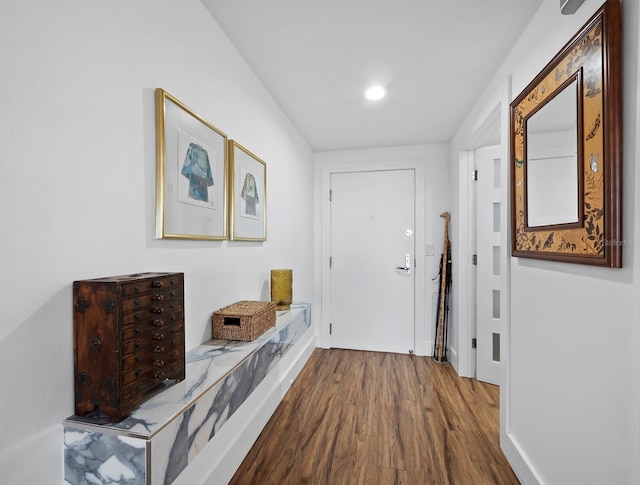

{"left": 122, "top": 305, "right": 184, "bottom": 326}
{"left": 122, "top": 296, "right": 184, "bottom": 316}
{"left": 120, "top": 274, "right": 184, "bottom": 297}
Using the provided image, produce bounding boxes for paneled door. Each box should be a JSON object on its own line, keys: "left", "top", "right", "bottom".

{"left": 329, "top": 169, "right": 415, "bottom": 354}
{"left": 476, "top": 145, "right": 503, "bottom": 385}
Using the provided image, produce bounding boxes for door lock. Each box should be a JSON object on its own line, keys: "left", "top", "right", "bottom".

{"left": 396, "top": 254, "right": 411, "bottom": 274}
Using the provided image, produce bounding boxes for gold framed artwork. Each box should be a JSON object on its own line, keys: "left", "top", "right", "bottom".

{"left": 510, "top": 0, "right": 622, "bottom": 267}
{"left": 228, "top": 140, "right": 267, "bottom": 241}
{"left": 155, "top": 88, "right": 229, "bottom": 240}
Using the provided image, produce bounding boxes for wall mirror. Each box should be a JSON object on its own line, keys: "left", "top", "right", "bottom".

{"left": 526, "top": 77, "right": 579, "bottom": 228}
{"left": 510, "top": 0, "right": 622, "bottom": 267}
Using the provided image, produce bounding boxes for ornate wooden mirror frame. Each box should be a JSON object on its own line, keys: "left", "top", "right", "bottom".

{"left": 510, "top": 0, "right": 622, "bottom": 267}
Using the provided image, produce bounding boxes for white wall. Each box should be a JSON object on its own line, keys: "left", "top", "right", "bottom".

{"left": 450, "top": 0, "right": 640, "bottom": 483}
{"left": 0, "top": 1, "right": 314, "bottom": 483}
{"left": 313, "top": 144, "right": 450, "bottom": 356}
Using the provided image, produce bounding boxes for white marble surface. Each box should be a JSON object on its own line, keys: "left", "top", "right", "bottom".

{"left": 64, "top": 303, "right": 311, "bottom": 485}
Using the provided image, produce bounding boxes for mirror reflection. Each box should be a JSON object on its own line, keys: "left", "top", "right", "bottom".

{"left": 526, "top": 79, "right": 579, "bottom": 227}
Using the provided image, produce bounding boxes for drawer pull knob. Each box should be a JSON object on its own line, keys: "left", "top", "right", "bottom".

{"left": 135, "top": 355, "right": 142, "bottom": 363}
{"left": 134, "top": 298, "right": 141, "bottom": 307}
{"left": 153, "top": 332, "right": 164, "bottom": 341}
{"left": 152, "top": 281, "right": 164, "bottom": 288}
{"left": 134, "top": 325, "right": 141, "bottom": 334}
{"left": 153, "top": 345, "right": 164, "bottom": 353}
{"left": 153, "top": 320, "right": 164, "bottom": 327}
{"left": 152, "top": 307, "right": 164, "bottom": 314}
{"left": 155, "top": 360, "right": 165, "bottom": 367}
{"left": 135, "top": 369, "right": 141, "bottom": 378}
{"left": 154, "top": 294, "right": 164, "bottom": 301}
{"left": 90, "top": 338, "right": 102, "bottom": 351}
{"left": 134, "top": 284, "right": 140, "bottom": 292}
{"left": 134, "top": 340, "right": 141, "bottom": 349}
{"left": 154, "top": 372, "right": 165, "bottom": 380}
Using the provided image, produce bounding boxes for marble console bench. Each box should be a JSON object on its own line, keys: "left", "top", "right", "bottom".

{"left": 63, "top": 302, "right": 313, "bottom": 485}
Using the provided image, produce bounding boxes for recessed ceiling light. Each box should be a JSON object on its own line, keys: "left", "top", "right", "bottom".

{"left": 364, "top": 85, "right": 387, "bottom": 101}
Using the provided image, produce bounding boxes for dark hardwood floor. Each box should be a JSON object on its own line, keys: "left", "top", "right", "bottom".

{"left": 230, "top": 348, "right": 520, "bottom": 485}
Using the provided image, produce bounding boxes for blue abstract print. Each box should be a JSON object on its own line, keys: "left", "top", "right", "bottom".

{"left": 181, "top": 143, "right": 213, "bottom": 203}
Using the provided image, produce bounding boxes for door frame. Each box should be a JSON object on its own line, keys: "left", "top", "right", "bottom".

{"left": 458, "top": 149, "right": 478, "bottom": 377}
{"left": 320, "top": 160, "right": 426, "bottom": 355}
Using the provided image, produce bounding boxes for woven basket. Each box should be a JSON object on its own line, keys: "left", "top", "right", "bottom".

{"left": 212, "top": 300, "right": 276, "bottom": 341}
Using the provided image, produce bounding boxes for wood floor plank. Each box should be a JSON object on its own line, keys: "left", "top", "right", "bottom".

{"left": 230, "top": 349, "right": 519, "bottom": 485}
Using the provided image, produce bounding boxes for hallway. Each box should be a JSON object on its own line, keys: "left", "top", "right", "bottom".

{"left": 231, "top": 348, "right": 519, "bottom": 484}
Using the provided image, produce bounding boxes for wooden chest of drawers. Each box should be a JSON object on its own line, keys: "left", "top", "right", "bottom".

{"left": 73, "top": 272, "right": 185, "bottom": 422}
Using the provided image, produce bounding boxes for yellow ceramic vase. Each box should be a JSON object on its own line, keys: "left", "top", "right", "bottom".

{"left": 270, "top": 269, "right": 293, "bottom": 310}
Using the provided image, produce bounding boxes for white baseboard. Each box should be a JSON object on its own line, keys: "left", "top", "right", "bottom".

{"left": 502, "top": 430, "right": 545, "bottom": 485}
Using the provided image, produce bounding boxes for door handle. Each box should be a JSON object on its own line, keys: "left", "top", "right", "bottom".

{"left": 396, "top": 254, "right": 411, "bottom": 274}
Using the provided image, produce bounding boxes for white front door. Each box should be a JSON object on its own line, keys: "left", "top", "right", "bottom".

{"left": 475, "top": 145, "right": 503, "bottom": 385}
{"left": 329, "top": 169, "right": 415, "bottom": 354}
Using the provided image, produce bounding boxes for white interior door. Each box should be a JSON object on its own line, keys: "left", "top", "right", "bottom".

{"left": 329, "top": 169, "right": 415, "bottom": 354}
{"left": 476, "top": 145, "right": 503, "bottom": 385}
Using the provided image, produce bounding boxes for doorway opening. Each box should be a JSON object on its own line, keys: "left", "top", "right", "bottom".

{"left": 457, "top": 103, "right": 510, "bottom": 385}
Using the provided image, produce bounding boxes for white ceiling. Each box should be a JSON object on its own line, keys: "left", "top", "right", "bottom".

{"left": 202, "top": 0, "right": 544, "bottom": 152}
